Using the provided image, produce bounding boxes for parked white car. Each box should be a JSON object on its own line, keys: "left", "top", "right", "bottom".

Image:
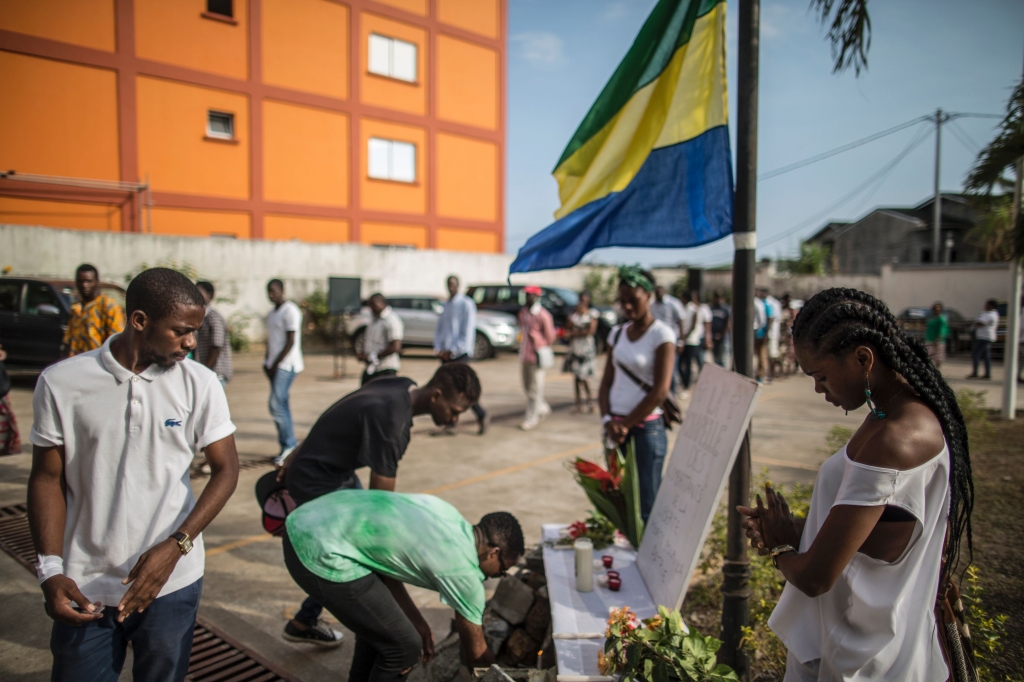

{"left": 346, "top": 295, "right": 518, "bottom": 360}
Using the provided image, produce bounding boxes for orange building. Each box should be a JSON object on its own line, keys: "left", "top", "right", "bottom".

{"left": 0, "top": 0, "right": 505, "bottom": 253}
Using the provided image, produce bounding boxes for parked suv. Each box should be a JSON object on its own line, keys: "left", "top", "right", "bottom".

{"left": 345, "top": 295, "right": 518, "bottom": 360}
{"left": 0, "top": 277, "right": 125, "bottom": 370}
{"left": 465, "top": 284, "right": 618, "bottom": 349}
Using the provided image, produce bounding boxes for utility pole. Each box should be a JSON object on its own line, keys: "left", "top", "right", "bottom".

{"left": 1002, "top": 48, "right": 1024, "bottom": 420}
{"left": 722, "top": 0, "right": 757, "bottom": 677}
{"left": 932, "top": 108, "right": 944, "bottom": 263}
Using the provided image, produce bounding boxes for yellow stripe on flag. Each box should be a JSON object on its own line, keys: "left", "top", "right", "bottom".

{"left": 553, "top": 5, "right": 727, "bottom": 220}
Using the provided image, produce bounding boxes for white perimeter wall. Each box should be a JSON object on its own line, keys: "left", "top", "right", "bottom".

{"left": 880, "top": 262, "right": 1012, "bottom": 317}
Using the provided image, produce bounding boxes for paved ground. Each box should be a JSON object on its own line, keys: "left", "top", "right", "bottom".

{"left": 0, "top": 349, "right": 1019, "bottom": 680}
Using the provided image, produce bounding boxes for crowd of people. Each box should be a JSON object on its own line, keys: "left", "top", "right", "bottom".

{"left": 4, "top": 262, "right": 1016, "bottom": 681}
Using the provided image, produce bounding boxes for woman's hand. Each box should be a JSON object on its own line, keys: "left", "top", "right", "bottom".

{"left": 736, "top": 505, "right": 768, "bottom": 555}
{"left": 604, "top": 420, "right": 629, "bottom": 444}
{"left": 756, "top": 484, "right": 801, "bottom": 550}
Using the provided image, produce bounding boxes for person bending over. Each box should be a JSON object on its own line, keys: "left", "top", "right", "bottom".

{"left": 275, "top": 363, "right": 481, "bottom": 646}
{"left": 284, "top": 490, "right": 523, "bottom": 682}
{"left": 740, "top": 288, "right": 972, "bottom": 681}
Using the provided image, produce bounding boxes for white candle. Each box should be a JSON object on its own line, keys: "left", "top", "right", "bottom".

{"left": 574, "top": 538, "right": 594, "bottom": 592}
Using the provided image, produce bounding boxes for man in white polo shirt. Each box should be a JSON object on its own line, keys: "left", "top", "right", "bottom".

{"left": 28, "top": 268, "right": 240, "bottom": 682}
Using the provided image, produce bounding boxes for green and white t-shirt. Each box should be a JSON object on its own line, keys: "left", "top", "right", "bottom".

{"left": 286, "top": 490, "right": 487, "bottom": 624}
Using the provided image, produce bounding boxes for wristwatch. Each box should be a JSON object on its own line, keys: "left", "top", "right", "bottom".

{"left": 171, "top": 531, "right": 193, "bottom": 556}
{"left": 769, "top": 544, "right": 797, "bottom": 568}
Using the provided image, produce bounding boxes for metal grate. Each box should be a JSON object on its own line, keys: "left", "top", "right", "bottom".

{"left": 0, "top": 505, "right": 35, "bottom": 571}
{"left": 0, "top": 503, "right": 297, "bottom": 682}
{"left": 191, "top": 457, "right": 275, "bottom": 480}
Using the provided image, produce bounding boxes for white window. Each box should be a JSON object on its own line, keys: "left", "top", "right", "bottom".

{"left": 207, "top": 111, "right": 235, "bottom": 140}
{"left": 367, "top": 33, "right": 418, "bottom": 83}
{"left": 368, "top": 138, "right": 416, "bottom": 183}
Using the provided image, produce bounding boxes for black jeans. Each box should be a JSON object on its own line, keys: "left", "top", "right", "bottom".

{"left": 284, "top": 537, "right": 421, "bottom": 682}
{"left": 678, "top": 345, "right": 705, "bottom": 389}
{"left": 361, "top": 368, "right": 397, "bottom": 386}
{"left": 443, "top": 355, "right": 486, "bottom": 421}
{"left": 971, "top": 339, "right": 992, "bottom": 377}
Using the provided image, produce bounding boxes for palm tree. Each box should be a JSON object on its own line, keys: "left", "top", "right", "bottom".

{"left": 810, "top": 0, "right": 872, "bottom": 76}
{"left": 966, "top": 79, "right": 1024, "bottom": 257}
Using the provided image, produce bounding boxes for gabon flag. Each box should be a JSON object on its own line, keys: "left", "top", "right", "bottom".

{"left": 509, "top": 0, "right": 734, "bottom": 274}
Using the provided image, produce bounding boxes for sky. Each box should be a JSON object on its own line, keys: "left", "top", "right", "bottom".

{"left": 505, "top": 0, "right": 1024, "bottom": 268}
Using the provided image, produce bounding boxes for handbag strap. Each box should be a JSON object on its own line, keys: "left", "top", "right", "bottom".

{"left": 612, "top": 325, "right": 655, "bottom": 393}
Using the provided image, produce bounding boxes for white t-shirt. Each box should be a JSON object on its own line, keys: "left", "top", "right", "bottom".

{"left": 266, "top": 300, "right": 304, "bottom": 372}
{"left": 607, "top": 320, "right": 677, "bottom": 416}
{"left": 365, "top": 306, "right": 405, "bottom": 374}
{"left": 975, "top": 309, "right": 998, "bottom": 342}
{"left": 683, "top": 302, "right": 712, "bottom": 346}
{"left": 30, "top": 335, "right": 236, "bottom": 605}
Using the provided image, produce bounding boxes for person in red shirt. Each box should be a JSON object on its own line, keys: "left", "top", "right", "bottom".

{"left": 517, "top": 286, "right": 556, "bottom": 431}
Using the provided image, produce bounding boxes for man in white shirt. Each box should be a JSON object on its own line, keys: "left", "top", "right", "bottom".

{"left": 764, "top": 289, "right": 783, "bottom": 374}
{"left": 434, "top": 275, "right": 488, "bottom": 434}
{"left": 651, "top": 285, "right": 685, "bottom": 392}
{"left": 968, "top": 298, "right": 999, "bottom": 380}
{"left": 753, "top": 290, "right": 769, "bottom": 382}
{"left": 679, "top": 290, "right": 713, "bottom": 392}
{"left": 265, "top": 279, "right": 304, "bottom": 466}
{"left": 29, "top": 268, "right": 239, "bottom": 682}
{"left": 358, "top": 293, "right": 404, "bottom": 386}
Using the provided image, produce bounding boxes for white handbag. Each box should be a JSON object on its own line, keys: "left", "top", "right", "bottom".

{"left": 537, "top": 345, "right": 555, "bottom": 369}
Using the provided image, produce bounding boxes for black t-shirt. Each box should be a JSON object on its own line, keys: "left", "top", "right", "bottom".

{"left": 286, "top": 376, "right": 416, "bottom": 505}
{"left": 710, "top": 303, "right": 731, "bottom": 339}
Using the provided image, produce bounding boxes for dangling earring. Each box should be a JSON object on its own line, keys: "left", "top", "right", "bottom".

{"left": 864, "top": 372, "right": 886, "bottom": 419}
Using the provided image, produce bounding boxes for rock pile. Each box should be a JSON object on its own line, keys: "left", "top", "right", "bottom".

{"left": 409, "top": 546, "right": 555, "bottom": 682}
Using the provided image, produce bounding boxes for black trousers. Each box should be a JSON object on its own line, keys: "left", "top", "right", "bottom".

{"left": 284, "top": 536, "right": 421, "bottom": 682}
{"left": 443, "top": 355, "right": 486, "bottom": 420}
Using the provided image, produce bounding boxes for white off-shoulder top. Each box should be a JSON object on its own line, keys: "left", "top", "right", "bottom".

{"left": 768, "top": 442, "right": 950, "bottom": 681}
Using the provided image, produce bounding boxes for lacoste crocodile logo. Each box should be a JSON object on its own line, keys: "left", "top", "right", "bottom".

{"left": 164, "top": 419, "right": 182, "bottom": 427}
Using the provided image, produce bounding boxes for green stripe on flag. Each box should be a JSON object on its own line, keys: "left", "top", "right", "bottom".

{"left": 553, "top": 0, "right": 722, "bottom": 172}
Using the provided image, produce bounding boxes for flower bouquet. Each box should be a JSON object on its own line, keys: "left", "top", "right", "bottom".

{"left": 568, "top": 440, "right": 644, "bottom": 549}
{"left": 556, "top": 512, "right": 617, "bottom": 550}
{"left": 599, "top": 606, "right": 738, "bottom": 682}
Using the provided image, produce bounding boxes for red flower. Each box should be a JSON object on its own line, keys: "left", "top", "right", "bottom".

{"left": 568, "top": 520, "right": 589, "bottom": 538}
{"left": 574, "top": 458, "right": 622, "bottom": 490}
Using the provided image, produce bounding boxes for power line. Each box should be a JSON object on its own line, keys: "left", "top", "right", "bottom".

{"left": 758, "top": 126, "right": 933, "bottom": 250}
{"left": 948, "top": 119, "right": 980, "bottom": 153}
{"left": 757, "top": 115, "right": 930, "bottom": 181}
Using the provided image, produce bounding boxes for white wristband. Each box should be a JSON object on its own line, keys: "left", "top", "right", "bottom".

{"left": 37, "top": 554, "right": 64, "bottom": 584}
{"left": 601, "top": 414, "right": 613, "bottom": 425}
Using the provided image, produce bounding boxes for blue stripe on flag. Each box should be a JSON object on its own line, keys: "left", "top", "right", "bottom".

{"left": 510, "top": 125, "right": 734, "bottom": 274}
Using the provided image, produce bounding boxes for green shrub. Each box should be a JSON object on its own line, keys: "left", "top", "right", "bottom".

{"left": 227, "top": 311, "right": 253, "bottom": 353}
{"left": 956, "top": 388, "right": 992, "bottom": 438}
{"left": 824, "top": 425, "right": 854, "bottom": 453}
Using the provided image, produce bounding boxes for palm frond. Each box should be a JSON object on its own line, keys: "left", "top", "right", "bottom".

{"left": 809, "top": 0, "right": 872, "bottom": 76}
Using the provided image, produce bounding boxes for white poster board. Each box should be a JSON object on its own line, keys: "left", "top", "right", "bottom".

{"left": 636, "top": 362, "right": 761, "bottom": 611}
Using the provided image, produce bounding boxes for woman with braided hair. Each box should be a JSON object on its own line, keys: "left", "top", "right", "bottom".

{"left": 738, "top": 288, "right": 971, "bottom": 681}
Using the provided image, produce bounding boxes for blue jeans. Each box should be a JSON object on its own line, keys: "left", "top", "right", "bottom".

{"left": 630, "top": 417, "right": 667, "bottom": 522}
{"left": 679, "top": 345, "right": 705, "bottom": 390}
{"left": 50, "top": 577, "right": 202, "bottom": 682}
{"left": 269, "top": 368, "right": 298, "bottom": 451}
{"left": 971, "top": 339, "right": 992, "bottom": 377}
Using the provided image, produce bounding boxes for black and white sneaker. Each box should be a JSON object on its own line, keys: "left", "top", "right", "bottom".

{"left": 283, "top": 620, "right": 345, "bottom": 647}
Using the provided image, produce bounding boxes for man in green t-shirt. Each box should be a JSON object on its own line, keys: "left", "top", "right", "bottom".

{"left": 925, "top": 301, "right": 950, "bottom": 368}
{"left": 284, "top": 490, "right": 524, "bottom": 682}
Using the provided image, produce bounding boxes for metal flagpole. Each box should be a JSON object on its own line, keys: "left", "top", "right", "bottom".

{"left": 1000, "top": 49, "right": 1024, "bottom": 420}
{"left": 721, "top": 0, "right": 758, "bottom": 677}
{"left": 932, "top": 109, "right": 943, "bottom": 262}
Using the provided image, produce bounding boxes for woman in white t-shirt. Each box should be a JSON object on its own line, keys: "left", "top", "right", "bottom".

{"left": 739, "top": 288, "right": 973, "bottom": 681}
{"left": 598, "top": 266, "right": 676, "bottom": 521}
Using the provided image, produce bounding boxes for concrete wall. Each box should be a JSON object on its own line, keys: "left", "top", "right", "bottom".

{"left": 879, "top": 262, "right": 1012, "bottom": 317}
{"left": 2, "top": 224, "right": 665, "bottom": 339}
{"left": 700, "top": 268, "right": 881, "bottom": 302}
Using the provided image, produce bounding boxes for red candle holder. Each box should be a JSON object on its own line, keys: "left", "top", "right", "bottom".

{"left": 602, "top": 555, "right": 613, "bottom": 568}
{"left": 607, "top": 570, "right": 620, "bottom": 580}
{"left": 608, "top": 577, "right": 621, "bottom": 591}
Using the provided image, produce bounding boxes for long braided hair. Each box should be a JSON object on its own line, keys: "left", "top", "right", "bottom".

{"left": 792, "top": 288, "right": 973, "bottom": 581}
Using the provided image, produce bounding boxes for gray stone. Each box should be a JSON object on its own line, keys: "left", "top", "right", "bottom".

{"left": 489, "top": 576, "right": 535, "bottom": 626}
{"left": 407, "top": 632, "right": 462, "bottom": 682}
{"left": 523, "top": 597, "right": 551, "bottom": 643}
{"left": 524, "top": 546, "right": 545, "bottom": 573}
{"left": 483, "top": 610, "right": 511, "bottom": 654}
{"left": 479, "top": 665, "right": 516, "bottom": 682}
{"left": 503, "top": 628, "right": 540, "bottom": 668}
